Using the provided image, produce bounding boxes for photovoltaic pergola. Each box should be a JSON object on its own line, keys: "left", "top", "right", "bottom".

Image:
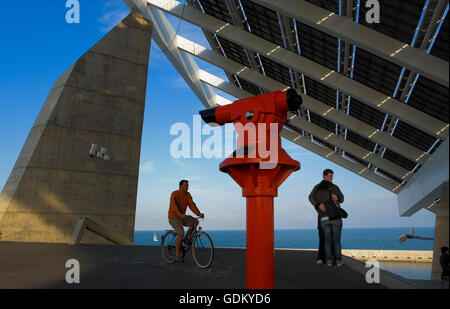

{"left": 122, "top": 0, "right": 449, "bottom": 212}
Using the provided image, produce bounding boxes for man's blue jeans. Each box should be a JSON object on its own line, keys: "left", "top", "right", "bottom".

{"left": 320, "top": 219, "right": 343, "bottom": 263}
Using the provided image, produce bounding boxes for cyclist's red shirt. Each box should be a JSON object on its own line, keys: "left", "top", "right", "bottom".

{"left": 168, "top": 190, "right": 201, "bottom": 218}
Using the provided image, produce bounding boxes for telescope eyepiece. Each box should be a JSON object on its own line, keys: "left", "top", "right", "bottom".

{"left": 286, "top": 89, "right": 302, "bottom": 112}
{"left": 199, "top": 107, "right": 217, "bottom": 124}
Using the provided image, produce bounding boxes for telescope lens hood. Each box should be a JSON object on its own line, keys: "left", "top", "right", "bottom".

{"left": 199, "top": 107, "right": 217, "bottom": 124}
{"left": 286, "top": 89, "right": 302, "bottom": 111}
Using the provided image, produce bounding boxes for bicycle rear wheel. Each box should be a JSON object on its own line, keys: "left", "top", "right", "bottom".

{"left": 192, "top": 231, "right": 214, "bottom": 269}
{"left": 161, "top": 230, "right": 177, "bottom": 263}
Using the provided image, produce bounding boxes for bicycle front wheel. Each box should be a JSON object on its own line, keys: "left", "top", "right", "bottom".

{"left": 192, "top": 231, "right": 214, "bottom": 269}
{"left": 161, "top": 230, "right": 177, "bottom": 264}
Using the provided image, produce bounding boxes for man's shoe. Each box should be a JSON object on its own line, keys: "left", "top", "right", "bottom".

{"left": 316, "top": 259, "right": 323, "bottom": 265}
{"left": 326, "top": 260, "right": 333, "bottom": 266}
{"left": 336, "top": 260, "right": 344, "bottom": 267}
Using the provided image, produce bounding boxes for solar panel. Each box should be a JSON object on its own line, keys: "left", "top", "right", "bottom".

{"left": 346, "top": 130, "right": 377, "bottom": 152}
{"left": 198, "top": 0, "right": 234, "bottom": 24}
{"left": 285, "top": 122, "right": 304, "bottom": 136}
{"left": 259, "top": 55, "right": 292, "bottom": 87}
{"left": 406, "top": 75, "right": 449, "bottom": 123}
{"left": 303, "top": 76, "right": 337, "bottom": 108}
{"left": 376, "top": 168, "right": 403, "bottom": 184}
{"left": 358, "top": 0, "right": 427, "bottom": 45}
{"left": 430, "top": 15, "right": 449, "bottom": 61}
{"left": 344, "top": 151, "right": 370, "bottom": 167}
{"left": 392, "top": 120, "right": 437, "bottom": 152}
{"left": 353, "top": 48, "right": 403, "bottom": 97}
{"left": 309, "top": 111, "right": 337, "bottom": 133}
{"left": 304, "top": 0, "right": 339, "bottom": 14}
{"left": 241, "top": 0, "right": 285, "bottom": 47}
{"left": 216, "top": 36, "right": 252, "bottom": 68}
{"left": 296, "top": 21, "right": 339, "bottom": 71}
{"left": 163, "top": 0, "right": 449, "bottom": 193}
{"left": 383, "top": 148, "right": 418, "bottom": 171}
{"left": 348, "top": 98, "right": 387, "bottom": 130}
{"left": 235, "top": 76, "right": 263, "bottom": 95}
{"left": 312, "top": 136, "right": 336, "bottom": 151}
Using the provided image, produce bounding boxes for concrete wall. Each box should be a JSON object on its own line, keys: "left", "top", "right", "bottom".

{"left": 431, "top": 183, "right": 449, "bottom": 280}
{"left": 0, "top": 14, "right": 152, "bottom": 244}
{"left": 397, "top": 138, "right": 449, "bottom": 217}
{"left": 342, "top": 249, "right": 433, "bottom": 263}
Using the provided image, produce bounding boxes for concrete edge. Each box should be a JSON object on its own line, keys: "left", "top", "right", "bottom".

{"left": 341, "top": 255, "right": 422, "bottom": 289}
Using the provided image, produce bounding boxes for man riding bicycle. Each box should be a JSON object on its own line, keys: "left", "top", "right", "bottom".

{"left": 168, "top": 180, "right": 204, "bottom": 262}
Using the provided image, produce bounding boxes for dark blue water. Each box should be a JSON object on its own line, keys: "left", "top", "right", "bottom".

{"left": 135, "top": 227, "right": 434, "bottom": 250}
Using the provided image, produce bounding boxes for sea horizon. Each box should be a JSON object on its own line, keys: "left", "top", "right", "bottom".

{"left": 135, "top": 226, "right": 435, "bottom": 232}
{"left": 134, "top": 226, "right": 435, "bottom": 251}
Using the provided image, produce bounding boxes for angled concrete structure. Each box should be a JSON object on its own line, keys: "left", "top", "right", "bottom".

{"left": 397, "top": 138, "right": 449, "bottom": 280}
{"left": 0, "top": 14, "right": 152, "bottom": 243}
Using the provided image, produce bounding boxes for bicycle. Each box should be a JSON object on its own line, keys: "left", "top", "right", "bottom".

{"left": 161, "top": 217, "right": 214, "bottom": 269}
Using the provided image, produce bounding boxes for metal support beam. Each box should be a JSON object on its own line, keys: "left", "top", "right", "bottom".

{"left": 123, "top": 0, "right": 217, "bottom": 109}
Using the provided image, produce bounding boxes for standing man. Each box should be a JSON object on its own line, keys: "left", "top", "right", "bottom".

{"left": 308, "top": 169, "right": 344, "bottom": 266}
{"left": 168, "top": 180, "right": 204, "bottom": 262}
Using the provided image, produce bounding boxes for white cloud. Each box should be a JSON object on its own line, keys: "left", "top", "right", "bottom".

{"left": 140, "top": 161, "right": 155, "bottom": 173}
{"left": 98, "top": 0, "right": 129, "bottom": 33}
{"left": 171, "top": 158, "right": 191, "bottom": 168}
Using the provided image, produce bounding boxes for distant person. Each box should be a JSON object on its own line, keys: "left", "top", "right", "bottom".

{"left": 308, "top": 169, "right": 344, "bottom": 266}
{"left": 168, "top": 180, "right": 204, "bottom": 263}
{"left": 440, "top": 246, "right": 449, "bottom": 280}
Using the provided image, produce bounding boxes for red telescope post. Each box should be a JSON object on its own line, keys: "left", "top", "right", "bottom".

{"left": 200, "top": 89, "right": 302, "bottom": 289}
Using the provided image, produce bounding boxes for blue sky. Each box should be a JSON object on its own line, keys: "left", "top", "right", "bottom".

{"left": 0, "top": 0, "right": 436, "bottom": 231}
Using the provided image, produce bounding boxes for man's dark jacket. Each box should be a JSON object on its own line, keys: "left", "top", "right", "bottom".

{"left": 308, "top": 180, "right": 344, "bottom": 218}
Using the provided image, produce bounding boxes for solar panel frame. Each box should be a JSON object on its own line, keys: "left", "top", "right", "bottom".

{"left": 428, "top": 139, "right": 442, "bottom": 155}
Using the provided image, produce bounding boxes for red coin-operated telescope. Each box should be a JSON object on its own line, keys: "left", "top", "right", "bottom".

{"left": 200, "top": 89, "right": 302, "bottom": 289}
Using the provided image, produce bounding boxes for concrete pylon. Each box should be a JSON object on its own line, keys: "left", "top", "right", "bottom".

{"left": 0, "top": 14, "right": 152, "bottom": 243}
